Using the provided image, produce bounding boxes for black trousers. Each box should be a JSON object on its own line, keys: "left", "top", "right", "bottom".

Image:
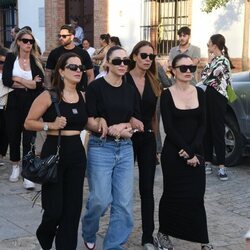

{"left": 5, "top": 90, "right": 37, "bottom": 161}
{"left": 132, "top": 132, "right": 156, "bottom": 245}
{"left": 36, "top": 135, "right": 86, "bottom": 250}
{"left": 204, "top": 86, "right": 228, "bottom": 165}
{"left": 0, "top": 108, "right": 8, "bottom": 156}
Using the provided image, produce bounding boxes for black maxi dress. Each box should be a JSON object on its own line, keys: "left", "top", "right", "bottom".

{"left": 159, "top": 87, "right": 209, "bottom": 243}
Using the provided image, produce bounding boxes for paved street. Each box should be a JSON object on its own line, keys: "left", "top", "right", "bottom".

{"left": 0, "top": 155, "right": 249, "bottom": 250}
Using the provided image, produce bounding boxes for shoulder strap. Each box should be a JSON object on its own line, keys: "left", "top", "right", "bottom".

{"left": 49, "top": 90, "right": 61, "bottom": 153}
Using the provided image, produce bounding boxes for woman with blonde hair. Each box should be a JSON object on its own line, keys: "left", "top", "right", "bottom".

{"left": 126, "top": 40, "right": 161, "bottom": 250}
{"left": 2, "top": 29, "right": 44, "bottom": 189}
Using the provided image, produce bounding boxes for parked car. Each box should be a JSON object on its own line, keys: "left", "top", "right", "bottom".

{"left": 197, "top": 71, "right": 250, "bottom": 166}
{"left": 225, "top": 71, "right": 250, "bottom": 166}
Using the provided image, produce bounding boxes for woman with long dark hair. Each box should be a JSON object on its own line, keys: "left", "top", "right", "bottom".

{"left": 2, "top": 29, "right": 44, "bottom": 189}
{"left": 25, "top": 52, "right": 88, "bottom": 250}
{"left": 201, "top": 34, "right": 233, "bottom": 180}
{"left": 126, "top": 40, "right": 161, "bottom": 250}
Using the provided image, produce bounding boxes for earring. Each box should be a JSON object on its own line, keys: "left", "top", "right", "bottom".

{"left": 61, "top": 76, "right": 64, "bottom": 81}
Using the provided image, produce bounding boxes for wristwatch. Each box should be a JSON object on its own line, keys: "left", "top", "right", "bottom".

{"left": 43, "top": 123, "right": 49, "bottom": 131}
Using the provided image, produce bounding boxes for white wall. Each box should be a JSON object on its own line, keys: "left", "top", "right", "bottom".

{"left": 18, "top": 0, "right": 45, "bottom": 53}
{"left": 191, "top": 0, "right": 245, "bottom": 58}
{"left": 108, "top": 0, "right": 142, "bottom": 54}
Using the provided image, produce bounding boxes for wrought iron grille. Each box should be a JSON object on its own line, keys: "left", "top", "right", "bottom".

{"left": 141, "top": 0, "right": 191, "bottom": 55}
{"left": 0, "top": 5, "right": 17, "bottom": 48}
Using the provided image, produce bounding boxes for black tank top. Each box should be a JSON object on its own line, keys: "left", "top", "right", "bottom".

{"left": 43, "top": 91, "right": 88, "bottom": 131}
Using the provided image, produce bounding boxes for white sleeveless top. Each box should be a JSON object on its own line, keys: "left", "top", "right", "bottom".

{"left": 12, "top": 57, "right": 32, "bottom": 80}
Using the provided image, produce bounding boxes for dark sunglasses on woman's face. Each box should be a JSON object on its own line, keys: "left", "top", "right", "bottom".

{"left": 0, "top": 61, "right": 5, "bottom": 65}
{"left": 20, "top": 38, "right": 35, "bottom": 44}
{"left": 65, "top": 64, "right": 85, "bottom": 72}
{"left": 174, "top": 65, "right": 197, "bottom": 73}
{"left": 139, "top": 53, "right": 156, "bottom": 60}
{"left": 111, "top": 58, "right": 131, "bottom": 66}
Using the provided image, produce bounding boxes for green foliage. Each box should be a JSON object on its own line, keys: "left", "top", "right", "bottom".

{"left": 202, "top": 0, "right": 230, "bottom": 13}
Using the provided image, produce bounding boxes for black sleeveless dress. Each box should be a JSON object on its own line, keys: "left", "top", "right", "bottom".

{"left": 159, "top": 87, "right": 209, "bottom": 243}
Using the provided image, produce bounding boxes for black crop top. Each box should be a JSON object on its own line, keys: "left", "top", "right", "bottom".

{"left": 43, "top": 91, "right": 88, "bottom": 131}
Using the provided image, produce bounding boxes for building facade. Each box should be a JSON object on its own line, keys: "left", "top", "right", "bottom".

{"left": 0, "top": 0, "right": 249, "bottom": 71}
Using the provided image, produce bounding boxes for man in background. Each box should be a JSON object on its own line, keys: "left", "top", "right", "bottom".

{"left": 70, "top": 17, "right": 84, "bottom": 46}
{"left": 45, "top": 24, "right": 94, "bottom": 90}
{"left": 9, "top": 26, "right": 20, "bottom": 51}
{"left": 168, "top": 26, "right": 200, "bottom": 84}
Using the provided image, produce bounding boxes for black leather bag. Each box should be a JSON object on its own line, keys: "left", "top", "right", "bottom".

{"left": 21, "top": 90, "right": 61, "bottom": 184}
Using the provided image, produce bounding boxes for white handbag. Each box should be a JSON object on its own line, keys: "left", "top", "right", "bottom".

{"left": 0, "top": 79, "right": 13, "bottom": 106}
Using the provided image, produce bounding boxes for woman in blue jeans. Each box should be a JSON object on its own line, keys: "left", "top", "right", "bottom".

{"left": 126, "top": 41, "right": 161, "bottom": 250}
{"left": 82, "top": 46, "right": 143, "bottom": 250}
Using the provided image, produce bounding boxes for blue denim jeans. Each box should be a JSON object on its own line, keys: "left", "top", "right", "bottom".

{"left": 82, "top": 135, "right": 134, "bottom": 250}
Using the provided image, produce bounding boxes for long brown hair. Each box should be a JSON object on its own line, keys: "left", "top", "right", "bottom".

{"left": 128, "top": 40, "right": 161, "bottom": 97}
{"left": 12, "top": 29, "right": 44, "bottom": 74}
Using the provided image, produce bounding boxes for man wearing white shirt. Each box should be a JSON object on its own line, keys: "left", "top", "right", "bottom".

{"left": 82, "top": 38, "right": 95, "bottom": 58}
{"left": 70, "top": 17, "right": 84, "bottom": 46}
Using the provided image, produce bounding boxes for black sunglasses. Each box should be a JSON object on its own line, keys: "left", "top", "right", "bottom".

{"left": 174, "top": 65, "right": 197, "bottom": 73}
{"left": 20, "top": 38, "right": 35, "bottom": 44}
{"left": 65, "top": 64, "right": 85, "bottom": 72}
{"left": 58, "top": 34, "right": 71, "bottom": 39}
{"left": 0, "top": 61, "right": 4, "bottom": 65}
{"left": 139, "top": 53, "right": 156, "bottom": 60}
{"left": 111, "top": 58, "right": 131, "bottom": 66}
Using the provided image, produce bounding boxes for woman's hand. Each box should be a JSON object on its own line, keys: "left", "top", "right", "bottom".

{"left": 208, "top": 52, "right": 215, "bottom": 63}
{"left": 178, "top": 149, "right": 189, "bottom": 159}
{"left": 130, "top": 117, "right": 144, "bottom": 132}
{"left": 187, "top": 155, "right": 200, "bottom": 167}
{"left": 108, "top": 123, "right": 130, "bottom": 138}
{"left": 119, "top": 127, "right": 133, "bottom": 139}
{"left": 34, "top": 75, "right": 42, "bottom": 84}
{"left": 98, "top": 117, "right": 108, "bottom": 138}
{"left": 50, "top": 116, "right": 67, "bottom": 130}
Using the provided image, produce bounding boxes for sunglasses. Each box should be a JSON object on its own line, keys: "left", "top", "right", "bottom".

{"left": 139, "top": 53, "right": 156, "bottom": 60}
{"left": 58, "top": 34, "right": 71, "bottom": 39}
{"left": 174, "top": 65, "right": 197, "bottom": 73}
{"left": 65, "top": 64, "right": 85, "bottom": 72}
{"left": 20, "top": 38, "right": 35, "bottom": 44}
{"left": 0, "top": 61, "right": 4, "bottom": 65}
{"left": 111, "top": 58, "right": 131, "bottom": 66}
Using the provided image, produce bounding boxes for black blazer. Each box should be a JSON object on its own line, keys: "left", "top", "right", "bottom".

{"left": 2, "top": 52, "right": 44, "bottom": 90}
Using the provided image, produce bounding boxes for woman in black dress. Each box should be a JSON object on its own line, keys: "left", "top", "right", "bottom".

{"left": 156, "top": 54, "right": 213, "bottom": 250}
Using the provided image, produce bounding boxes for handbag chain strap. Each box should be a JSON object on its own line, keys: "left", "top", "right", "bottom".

{"left": 50, "top": 90, "right": 61, "bottom": 155}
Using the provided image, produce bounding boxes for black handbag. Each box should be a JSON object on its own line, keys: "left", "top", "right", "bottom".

{"left": 21, "top": 90, "right": 61, "bottom": 184}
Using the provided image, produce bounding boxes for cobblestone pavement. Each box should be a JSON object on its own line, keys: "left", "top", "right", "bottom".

{"left": 0, "top": 157, "right": 249, "bottom": 250}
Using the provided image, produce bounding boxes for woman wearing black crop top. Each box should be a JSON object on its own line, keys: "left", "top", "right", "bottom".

{"left": 126, "top": 41, "right": 161, "bottom": 250}
{"left": 155, "top": 54, "right": 213, "bottom": 250}
{"left": 81, "top": 46, "right": 143, "bottom": 250}
{"left": 25, "top": 53, "right": 88, "bottom": 250}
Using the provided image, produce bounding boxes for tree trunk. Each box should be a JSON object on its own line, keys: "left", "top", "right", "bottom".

{"left": 242, "top": 0, "right": 250, "bottom": 71}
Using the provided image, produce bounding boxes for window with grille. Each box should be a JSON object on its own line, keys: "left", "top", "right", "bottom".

{"left": 141, "top": 0, "right": 191, "bottom": 55}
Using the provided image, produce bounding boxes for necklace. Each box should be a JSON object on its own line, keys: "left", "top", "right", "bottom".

{"left": 104, "top": 76, "right": 122, "bottom": 87}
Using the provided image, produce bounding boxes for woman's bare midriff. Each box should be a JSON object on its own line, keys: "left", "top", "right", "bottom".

{"left": 47, "top": 130, "right": 81, "bottom": 136}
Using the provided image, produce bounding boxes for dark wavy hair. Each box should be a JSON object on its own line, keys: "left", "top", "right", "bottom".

{"left": 52, "top": 52, "right": 82, "bottom": 100}
{"left": 210, "top": 34, "right": 234, "bottom": 69}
